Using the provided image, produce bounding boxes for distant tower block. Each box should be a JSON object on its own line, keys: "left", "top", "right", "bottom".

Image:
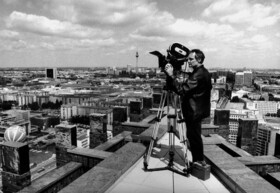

{"left": 112, "top": 107, "right": 128, "bottom": 137}
{"left": 45, "top": 68, "right": 57, "bottom": 79}
{"left": 130, "top": 101, "right": 142, "bottom": 115}
{"left": 0, "top": 141, "right": 31, "bottom": 192}
{"left": 143, "top": 97, "right": 153, "bottom": 109}
{"left": 237, "top": 118, "right": 258, "bottom": 156}
{"left": 113, "top": 107, "right": 128, "bottom": 123}
{"left": 55, "top": 124, "right": 77, "bottom": 167}
{"left": 214, "top": 109, "right": 230, "bottom": 140}
{"left": 89, "top": 113, "right": 108, "bottom": 149}
{"left": 214, "top": 109, "right": 230, "bottom": 125}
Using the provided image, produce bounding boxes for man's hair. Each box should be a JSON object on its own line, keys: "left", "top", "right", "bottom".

{"left": 191, "top": 49, "right": 205, "bottom": 64}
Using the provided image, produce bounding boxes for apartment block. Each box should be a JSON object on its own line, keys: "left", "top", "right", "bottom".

{"left": 237, "top": 118, "right": 258, "bottom": 155}
{"left": 228, "top": 112, "right": 248, "bottom": 145}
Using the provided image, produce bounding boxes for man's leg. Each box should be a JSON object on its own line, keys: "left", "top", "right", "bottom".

{"left": 186, "top": 120, "right": 203, "bottom": 162}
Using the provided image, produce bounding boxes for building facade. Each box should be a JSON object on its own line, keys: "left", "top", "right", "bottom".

{"left": 45, "top": 68, "right": 57, "bottom": 79}
{"left": 228, "top": 112, "right": 248, "bottom": 145}
{"left": 237, "top": 118, "right": 258, "bottom": 155}
{"left": 257, "top": 123, "right": 280, "bottom": 156}
{"left": 235, "top": 72, "right": 244, "bottom": 86}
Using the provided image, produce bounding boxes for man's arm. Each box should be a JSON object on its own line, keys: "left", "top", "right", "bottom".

{"left": 178, "top": 72, "right": 204, "bottom": 96}
{"left": 164, "top": 63, "right": 204, "bottom": 96}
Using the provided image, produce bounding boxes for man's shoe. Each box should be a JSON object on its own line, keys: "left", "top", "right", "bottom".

{"left": 194, "top": 160, "right": 207, "bottom": 167}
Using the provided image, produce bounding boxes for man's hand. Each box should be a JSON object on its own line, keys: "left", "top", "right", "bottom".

{"left": 164, "top": 63, "right": 173, "bottom": 77}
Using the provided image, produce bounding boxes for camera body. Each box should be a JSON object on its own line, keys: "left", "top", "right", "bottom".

{"left": 150, "top": 43, "right": 190, "bottom": 72}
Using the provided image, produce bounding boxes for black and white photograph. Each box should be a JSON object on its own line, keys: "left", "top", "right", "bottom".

{"left": 0, "top": 0, "right": 280, "bottom": 192}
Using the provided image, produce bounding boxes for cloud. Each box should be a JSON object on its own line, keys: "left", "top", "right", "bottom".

{"left": 2, "top": 0, "right": 18, "bottom": 5}
{"left": 135, "top": 17, "right": 244, "bottom": 42}
{"left": 0, "top": 39, "right": 29, "bottom": 51}
{"left": 3, "top": 1, "right": 244, "bottom": 48}
{"left": 0, "top": 30, "right": 19, "bottom": 40}
{"left": 230, "top": 34, "right": 272, "bottom": 52}
{"left": 251, "top": 34, "right": 268, "bottom": 43}
{"left": 170, "top": 19, "right": 243, "bottom": 39}
{"left": 47, "top": 0, "right": 158, "bottom": 26}
{"left": 195, "top": 0, "right": 213, "bottom": 5}
{"left": 204, "top": 47, "right": 218, "bottom": 52}
{"left": 202, "top": 0, "right": 245, "bottom": 16}
{"left": 118, "top": 45, "right": 137, "bottom": 54}
{"left": 129, "top": 34, "right": 165, "bottom": 42}
{"left": 44, "top": 38, "right": 116, "bottom": 50}
{"left": 6, "top": 11, "right": 112, "bottom": 39}
{"left": 202, "top": 0, "right": 280, "bottom": 28}
{"left": 39, "top": 42, "right": 56, "bottom": 50}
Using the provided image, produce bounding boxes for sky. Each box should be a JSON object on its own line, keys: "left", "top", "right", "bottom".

{"left": 0, "top": 0, "right": 280, "bottom": 69}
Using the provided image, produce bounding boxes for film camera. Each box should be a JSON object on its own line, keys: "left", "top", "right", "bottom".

{"left": 150, "top": 43, "right": 190, "bottom": 91}
{"left": 150, "top": 43, "right": 190, "bottom": 73}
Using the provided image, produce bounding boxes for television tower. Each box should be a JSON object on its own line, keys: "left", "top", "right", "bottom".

{"left": 136, "top": 50, "right": 139, "bottom": 74}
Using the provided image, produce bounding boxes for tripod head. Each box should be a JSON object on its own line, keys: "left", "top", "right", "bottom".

{"left": 164, "top": 76, "right": 175, "bottom": 92}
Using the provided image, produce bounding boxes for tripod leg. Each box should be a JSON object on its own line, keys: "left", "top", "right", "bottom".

{"left": 178, "top": 120, "right": 190, "bottom": 173}
{"left": 143, "top": 91, "right": 190, "bottom": 177}
{"left": 176, "top": 96, "right": 190, "bottom": 175}
{"left": 143, "top": 91, "right": 167, "bottom": 170}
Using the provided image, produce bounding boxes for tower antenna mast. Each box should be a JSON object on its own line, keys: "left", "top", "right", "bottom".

{"left": 136, "top": 50, "right": 139, "bottom": 74}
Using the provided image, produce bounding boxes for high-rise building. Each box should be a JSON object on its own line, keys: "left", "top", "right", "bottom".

{"left": 235, "top": 72, "right": 244, "bottom": 85}
{"left": 275, "top": 133, "right": 280, "bottom": 158}
{"left": 237, "top": 118, "right": 258, "bottom": 155}
{"left": 216, "top": 76, "right": 227, "bottom": 84}
{"left": 228, "top": 112, "right": 248, "bottom": 145}
{"left": 89, "top": 113, "right": 107, "bottom": 148}
{"left": 213, "top": 109, "right": 230, "bottom": 140}
{"left": 55, "top": 124, "right": 77, "bottom": 167}
{"left": 214, "top": 109, "right": 230, "bottom": 125}
{"left": 130, "top": 101, "right": 142, "bottom": 114}
{"left": 256, "top": 124, "right": 280, "bottom": 156}
{"left": 244, "top": 71, "right": 253, "bottom": 86}
{"left": 234, "top": 71, "right": 253, "bottom": 87}
{"left": 45, "top": 68, "right": 57, "bottom": 79}
{"left": 0, "top": 141, "right": 31, "bottom": 192}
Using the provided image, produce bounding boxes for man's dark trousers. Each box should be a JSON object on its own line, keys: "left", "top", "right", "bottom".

{"left": 185, "top": 119, "right": 203, "bottom": 162}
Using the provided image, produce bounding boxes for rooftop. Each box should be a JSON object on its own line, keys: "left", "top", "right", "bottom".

{"left": 13, "top": 117, "right": 280, "bottom": 193}
{"left": 105, "top": 132, "right": 230, "bottom": 193}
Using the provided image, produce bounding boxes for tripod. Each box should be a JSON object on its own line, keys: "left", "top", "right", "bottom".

{"left": 143, "top": 87, "right": 190, "bottom": 176}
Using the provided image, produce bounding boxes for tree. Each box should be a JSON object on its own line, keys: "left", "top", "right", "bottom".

{"left": 1, "top": 102, "right": 12, "bottom": 110}
{"left": 230, "top": 96, "right": 240, "bottom": 102}
{"left": 1, "top": 101, "right": 17, "bottom": 110}
{"left": 242, "top": 94, "right": 249, "bottom": 98}
{"left": 268, "top": 93, "right": 274, "bottom": 101}
{"left": 54, "top": 99, "right": 62, "bottom": 109}
{"left": 41, "top": 102, "right": 48, "bottom": 109}
{"left": 21, "top": 104, "right": 28, "bottom": 110}
{"left": 69, "top": 115, "right": 90, "bottom": 125}
{"left": 28, "top": 102, "right": 40, "bottom": 111}
{"left": 277, "top": 109, "right": 280, "bottom": 117}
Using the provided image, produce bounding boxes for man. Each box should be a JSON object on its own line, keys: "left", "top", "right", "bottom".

{"left": 165, "top": 49, "right": 212, "bottom": 166}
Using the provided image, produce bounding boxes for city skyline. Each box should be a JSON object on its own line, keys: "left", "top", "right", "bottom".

{"left": 0, "top": 0, "right": 280, "bottom": 69}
